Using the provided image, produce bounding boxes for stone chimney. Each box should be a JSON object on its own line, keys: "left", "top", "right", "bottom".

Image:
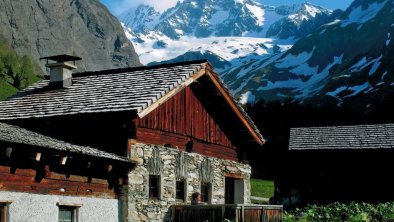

{"left": 40, "top": 55, "right": 82, "bottom": 88}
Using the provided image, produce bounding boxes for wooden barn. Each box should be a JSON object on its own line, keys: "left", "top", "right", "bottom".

{"left": 0, "top": 55, "right": 265, "bottom": 222}
{"left": 275, "top": 124, "right": 394, "bottom": 207}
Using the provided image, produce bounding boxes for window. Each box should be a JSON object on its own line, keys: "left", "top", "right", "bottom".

{"left": 176, "top": 180, "right": 186, "bottom": 201}
{"left": 149, "top": 175, "right": 160, "bottom": 199}
{"left": 0, "top": 202, "right": 10, "bottom": 222}
{"left": 59, "top": 206, "right": 77, "bottom": 222}
{"left": 0, "top": 204, "right": 5, "bottom": 222}
{"left": 200, "top": 182, "right": 211, "bottom": 203}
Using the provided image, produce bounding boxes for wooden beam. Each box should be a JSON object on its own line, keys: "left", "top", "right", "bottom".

{"left": 205, "top": 66, "right": 265, "bottom": 145}
{"left": 60, "top": 156, "right": 68, "bottom": 165}
{"left": 35, "top": 153, "right": 42, "bottom": 161}
{"left": 224, "top": 173, "right": 245, "bottom": 179}
{"left": 138, "top": 64, "right": 207, "bottom": 118}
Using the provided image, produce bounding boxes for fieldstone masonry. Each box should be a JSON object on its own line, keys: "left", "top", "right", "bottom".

{"left": 125, "top": 143, "right": 252, "bottom": 222}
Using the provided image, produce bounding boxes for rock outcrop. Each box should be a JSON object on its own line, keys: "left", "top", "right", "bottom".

{"left": 0, "top": 0, "right": 141, "bottom": 73}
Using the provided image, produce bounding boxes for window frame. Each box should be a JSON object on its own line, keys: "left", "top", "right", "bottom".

{"left": 149, "top": 174, "right": 161, "bottom": 200}
{"left": 0, "top": 202, "right": 11, "bottom": 222}
{"left": 58, "top": 205, "right": 78, "bottom": 222}
{"left": 175, "top": 179, "right": 186, "bottom": 202}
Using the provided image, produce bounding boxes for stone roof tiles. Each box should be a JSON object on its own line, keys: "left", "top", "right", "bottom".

{"left": 0, "top": 122, "right": 132, "bottom": 163}
{"left": 0, "top": 60, "right": 264, "bottom": 144}
{"left": 0, "top": 63, "right": 203, "bottom": 120}
{"left": 289, "top": 124, "right": 394, "bottom": 150}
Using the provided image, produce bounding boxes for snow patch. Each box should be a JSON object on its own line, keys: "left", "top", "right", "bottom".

{"left": 327, "top": 82, "right": 371, "bottom": 98}
{"left": 386, "top": 32, "right": 391, "bottom": 46}
{"left": 369, "top": 58, "right": 382, "bottom": 76}
{"left": 258, "top": 54, "right": 343, "bottom": 98}
{"left": 350, "top": 55, "right": 382, "bottom": 74}
{"left": 275, "top": 47, "right": 315, "bottom": 69}
{"left": 381, "top": 71, "right": 388, "bottom": 80}
{"left": 246, "top": 4, "right": 265, "bottom": 26}
{"left": 240, "top": 91, "right": 256, "bottom": 104}
{"left": 341, "top": 0, "right": 388, "bottom": 28}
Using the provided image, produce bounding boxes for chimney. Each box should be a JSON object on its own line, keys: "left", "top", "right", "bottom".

{"left": 40, "top": 55, "right": 82, "bottom": 88}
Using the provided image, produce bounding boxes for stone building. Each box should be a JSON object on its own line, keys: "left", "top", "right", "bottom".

{"left": 0, "top": 56, "right": 264, "bottom": 221}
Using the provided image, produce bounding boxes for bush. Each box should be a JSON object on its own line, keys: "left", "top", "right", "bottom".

{"left": 284, "top": 202, "right": 394, "bottom": 222}
{"left": 0, "top": 39, "right": 40, "bottom": 100}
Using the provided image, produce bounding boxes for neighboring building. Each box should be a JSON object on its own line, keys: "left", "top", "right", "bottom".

{"left": 277, "top": 124, "right": 394, "bottom": 206}
{"left": 0, "top": 56, "right": 264, "bottom": 222}
{"left": 0, "top": 122, "right": 134, "bottom": 222}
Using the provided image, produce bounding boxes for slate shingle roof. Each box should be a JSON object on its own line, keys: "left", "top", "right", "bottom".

{"left": 0, "top": 61, "right": 264, "bottom": 143}
{"left": 0, "top": 63, "right": 204, "bottom": 120}
{"left": 0, "top": 122, "right": 132, "bottom": 163}
{"left": 289, "top": 124, "right": 394, "bottom": 150}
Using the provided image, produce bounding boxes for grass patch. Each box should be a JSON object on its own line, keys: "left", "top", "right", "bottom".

{"left": 251, "top": 178, "right": 274, "bottom": 199}
{"left": 0, "top": 78, "right": 18, "bottom": 100}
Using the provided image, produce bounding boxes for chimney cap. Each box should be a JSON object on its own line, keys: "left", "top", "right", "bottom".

{"left": 40, "top": 54, "right": 82, "bottom": 63}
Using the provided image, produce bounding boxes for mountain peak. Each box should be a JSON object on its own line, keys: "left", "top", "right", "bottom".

{"left": 266, "top": 3, "right": 334, "bottom": 39}
{"left": 119, "top": 0, "right": 266, "bottom": 39}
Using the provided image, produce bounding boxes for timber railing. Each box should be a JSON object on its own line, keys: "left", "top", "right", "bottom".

{"left": 170, "top": 204, "right": 283, "bottom": 222}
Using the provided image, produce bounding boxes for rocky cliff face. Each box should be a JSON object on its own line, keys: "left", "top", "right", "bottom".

{"left": 0, "top": 0, "right": 141, "bottom": 73}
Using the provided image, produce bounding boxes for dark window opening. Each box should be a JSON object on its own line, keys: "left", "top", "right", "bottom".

{"left": 58, "top": 206, "right": 76, "bottom": 222}
{"left": 149, "top": 175, "right": 160, "bottom": 199}
{"left": 176, "top": 180, "right": 186, "bottom": 201}
{"left": 186, "top": 140, "right": 194, "bottom": 153}
{"left": 0, "top": 204, "right": 5, "bottom": 222}
{"left": 201, "top": 182, "right": 211, "bottom": 203}
{"left": 225, "top": 177, "right": 235, "bottom": 204}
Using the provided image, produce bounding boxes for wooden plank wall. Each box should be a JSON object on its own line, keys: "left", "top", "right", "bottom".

{"left": 0, "top": 166, "right": 116, "bottom": 198}
{"left": 135, "top": 86, "right": 238, "bottom": 160}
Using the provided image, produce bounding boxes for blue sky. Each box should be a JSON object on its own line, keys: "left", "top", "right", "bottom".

{"left": 101, "top": 0, "right": 353, "bottom": 15}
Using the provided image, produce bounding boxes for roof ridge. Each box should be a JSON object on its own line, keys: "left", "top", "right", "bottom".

{"left": 69, "top": 60, "right": 208, "bottom": 78}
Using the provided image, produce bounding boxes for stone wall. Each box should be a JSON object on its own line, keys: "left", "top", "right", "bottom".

{"left": 0, "top": 191, "right": 119, "bottom": 222}
{"left": 126, "top": 143, "right": 252, "bottom": 222}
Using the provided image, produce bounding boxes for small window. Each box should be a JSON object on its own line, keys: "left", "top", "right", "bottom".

{"left": 176, "top": 180, "right": 186, "bottom": 201}
{"left": 0, "top": 204, "right": 5, "bottom": 222}
{"left": 149, "top": 175, "right": 160, "bottom": 199}
{"left": 200, "top": 182, "right": 211, "bottom": 203}
{"left": 59, "top": 206, "right": 77, "bottom": 222}
{"left": 0, "top": 202, "right": 10, "bottom": 222}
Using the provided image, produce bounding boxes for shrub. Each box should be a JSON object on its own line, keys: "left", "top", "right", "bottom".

{"left": 284, "top": 202, "right": 394, "bottom": 222}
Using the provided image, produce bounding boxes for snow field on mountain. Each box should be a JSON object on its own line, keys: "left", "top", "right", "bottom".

{"left": 126, "top": 26, "right": 291, "bottom": 68}
{"left": 341, "top": 0, "right": 388, "bottom": 28}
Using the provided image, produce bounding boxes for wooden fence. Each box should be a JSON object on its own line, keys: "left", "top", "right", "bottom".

{"left": 170, "top": 204, "right": 283, "bottom": 222}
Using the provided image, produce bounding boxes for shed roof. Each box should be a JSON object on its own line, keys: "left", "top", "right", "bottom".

{"left": 289, "top": 124, "right": 394, "bottom": 150}
{"left": 0, "top": 122, "right": 132, "bottom": 163}
{"left": 0, "top": 61, "right": 264, "bottom": 145}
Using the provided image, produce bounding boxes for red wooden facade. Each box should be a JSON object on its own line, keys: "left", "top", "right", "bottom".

{"left": 0, "top": 165, "right": 116, "bottom": 198}
{"left": 135, "top": 86, "right": 239, "bottom": 161}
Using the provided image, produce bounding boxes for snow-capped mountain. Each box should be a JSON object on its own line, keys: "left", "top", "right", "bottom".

{"left": 225, "top": 0, "right": 394, "bottom": 109}
{"left": 119, "top": 1, "right": 330, "bottom": 72}
{"left": 118, "top": 5, "right": 161, "bottom": 33}
{"left": 120, "top": 0, "right": 268, "bottom": 39}
{"left": 266, "top": 3, "right": 338, "bottom": 39}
